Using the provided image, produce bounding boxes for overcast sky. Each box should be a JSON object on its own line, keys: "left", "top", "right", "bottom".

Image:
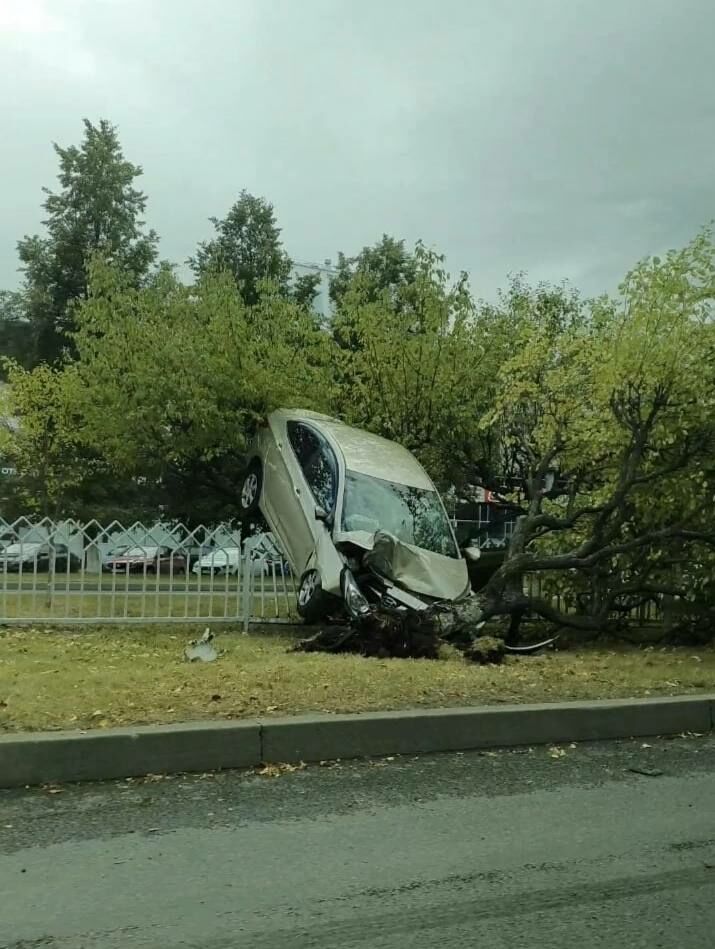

{"left": 1, "top": 0, "right": 713, "bottom": 298}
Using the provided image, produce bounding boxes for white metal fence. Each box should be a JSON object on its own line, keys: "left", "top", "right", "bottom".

{"left": 0, "top": 515, "right": 664, "bottom": 629}
{"left": 0, "top": 518, "right": 299, "bottom": 627}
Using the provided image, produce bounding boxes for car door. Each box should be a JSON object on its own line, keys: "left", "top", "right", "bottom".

{"left": 288, "top": 422, "right": 338, "bottom": 517}
{"left": 285, "top": 422, "right": 339, "bottom": 572}
{"left": 260, "top": 418, "right": 315, "bottom": 572}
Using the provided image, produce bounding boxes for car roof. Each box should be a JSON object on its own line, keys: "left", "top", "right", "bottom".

{"left": 273, "top": 409, "right": 435, "bottom": 490}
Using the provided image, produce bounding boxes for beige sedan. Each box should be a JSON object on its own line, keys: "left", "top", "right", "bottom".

{"left": 239, "top": 409, "right": 473, "bottom": 622}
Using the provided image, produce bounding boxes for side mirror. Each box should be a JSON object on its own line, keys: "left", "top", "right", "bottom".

{"left": 462, "top": 545, "right": 481, "bottom": 563}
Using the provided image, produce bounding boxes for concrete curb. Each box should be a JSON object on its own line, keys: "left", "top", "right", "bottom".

{"left": 0, "top": 720, "right": 261, "bottom": 789}
{"left": 1, "top": 695, "right": 713, "bottom": 789}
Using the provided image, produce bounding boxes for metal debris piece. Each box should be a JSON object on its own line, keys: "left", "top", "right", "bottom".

{"left": 184, "top": 627, "right": 219, "bottom": 663}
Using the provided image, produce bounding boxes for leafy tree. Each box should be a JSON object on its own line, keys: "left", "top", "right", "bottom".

{"left": 0, "top": 361, "right": 167, "bottom": 521}
{"left": 190, "top": 190, "right": 320, "bottom": 310}
{"left": 329, "top": 235, "right": 417, "bottom": 308}
{"left": 291, "top": 270, "right": 323, "bottom": 311}
{"left": 467, "top": 276, "right": 587, "bottom": 493}
{"left": 0, "top": 292, "right": 33, "bottom": 377}
{"left": 17, "top": 118, "right": 158, "bottom": 364}
{"left": 1, "top": 362, "right": 94, "bottom": 516}
{"left": 473, "top": 232, "right": 715, "bottom": 641}
{"left": 333, "top": 243, "right": 490, "bottom": 486}
{"left": 64, "top": 258, "right": 336, "bottom": 522}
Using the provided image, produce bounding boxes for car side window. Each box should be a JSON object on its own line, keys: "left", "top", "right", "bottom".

{"left": 287, "top": 422, "right": 338, "bottom": 512}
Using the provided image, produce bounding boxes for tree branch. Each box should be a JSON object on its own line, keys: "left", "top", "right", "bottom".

{"left": 528, "top": 526, "right": 715, "bottom": 573}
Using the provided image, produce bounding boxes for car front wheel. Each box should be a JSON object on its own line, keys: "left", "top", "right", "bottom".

{"left": 239, "top": 461, "right": 263, "bottom": 519}
{"left": 297, "top": 569, "right": 329, "bottom": 623}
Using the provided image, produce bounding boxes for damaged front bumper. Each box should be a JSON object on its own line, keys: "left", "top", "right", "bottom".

{"left": 337, "top": 528, "right": 472, "bottom": 620}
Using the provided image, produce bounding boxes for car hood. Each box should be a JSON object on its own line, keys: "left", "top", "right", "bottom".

{"left": 336, "top": 528, "right": 470, "bottom": 602}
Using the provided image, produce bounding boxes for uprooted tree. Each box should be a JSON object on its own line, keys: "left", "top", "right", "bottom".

{"left": 299, "top": 232, "right": 715, "bottom": 657}
{"left": 465, "top": 232, "right": 715, "bottom": 643}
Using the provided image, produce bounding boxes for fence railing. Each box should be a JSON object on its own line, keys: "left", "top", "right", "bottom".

{"left": 455, "top": 515, "right": 663, "bottom": 623}
{"left": 524, "top": 574, "right": 664, "bottom": 624}
{"left": 0, "top": 516, "right": 665, "bottom": 628}
{"left": 0, "top": 517, "right": 298, "bottom": 627}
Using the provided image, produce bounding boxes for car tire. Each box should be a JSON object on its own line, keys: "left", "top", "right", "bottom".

{"left": 297, "top": 569, "right": 329, "bottom": 623}
{"left": 239, "top": 460, "right": 263, "bottom": 520}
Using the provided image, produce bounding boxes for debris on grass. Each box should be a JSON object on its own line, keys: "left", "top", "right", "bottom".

{"left": 463, "top": 636, "right": 505, "bottom": 665}
{"left": 1, "top": 625, "right": 714, "bottom": 732}
{"left": 184, "top": 627, "right": 218, "bottom": 663}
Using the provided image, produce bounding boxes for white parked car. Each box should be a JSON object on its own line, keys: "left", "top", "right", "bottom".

{"left": 239, "top": 409, "right": 475, "bottom": 621}
{"left": 192, "top": 547, "right": 242, "bottom": 576}
{"left": 191, "top": 536, "right": 290, "bottom": 578}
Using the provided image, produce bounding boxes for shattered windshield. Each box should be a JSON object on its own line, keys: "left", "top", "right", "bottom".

{"left": 341, "top": 471, "right": 459, "bottom": 558}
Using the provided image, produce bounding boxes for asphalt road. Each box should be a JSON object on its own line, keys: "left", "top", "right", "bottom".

{"left": 1, "top": 735, "right": 714, "bottom": 948}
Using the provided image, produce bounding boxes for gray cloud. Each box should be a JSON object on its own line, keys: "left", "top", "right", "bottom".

{"left": 1, "top": 0, "right": 713, "bottom": 298}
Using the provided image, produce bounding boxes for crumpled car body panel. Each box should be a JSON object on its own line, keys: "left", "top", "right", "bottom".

{"left": 362, "top": 530, "right": 470, "bottom": 603}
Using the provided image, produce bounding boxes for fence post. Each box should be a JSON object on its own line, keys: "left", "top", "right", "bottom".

{"left": 45, "top": 546, "right": 55, "bottom": 612}
{"left": 241, "top": 549, "right": 251, "bottom": 634}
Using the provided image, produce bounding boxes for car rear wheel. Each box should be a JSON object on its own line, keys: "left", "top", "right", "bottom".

{"left": 239, "top": 461, "right": 263, "bottom": 519}
{"left": 297, "top": 569, "right": 329, "bottom": 623}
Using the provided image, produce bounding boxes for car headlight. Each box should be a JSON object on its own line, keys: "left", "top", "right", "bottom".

{"left": 341, "top": 568, "right": 370, "bottom": 619}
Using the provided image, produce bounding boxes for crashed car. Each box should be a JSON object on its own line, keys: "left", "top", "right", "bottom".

{"left": 239, "top": 409, "right": 478, "bottom": 622}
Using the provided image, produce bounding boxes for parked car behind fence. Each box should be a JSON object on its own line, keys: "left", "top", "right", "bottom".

{"left": 0, "top": 542, "right": 81, "bottom": 573}
{"left": 192, "top": 547, "right": 242, "bottom": 576}
{"left": 102, "top": 545, "right": 188, "bottom": 574}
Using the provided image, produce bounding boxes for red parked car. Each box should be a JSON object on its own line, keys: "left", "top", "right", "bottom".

{"left": 103, "top": 545, "right": 188, "bottom": 574}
